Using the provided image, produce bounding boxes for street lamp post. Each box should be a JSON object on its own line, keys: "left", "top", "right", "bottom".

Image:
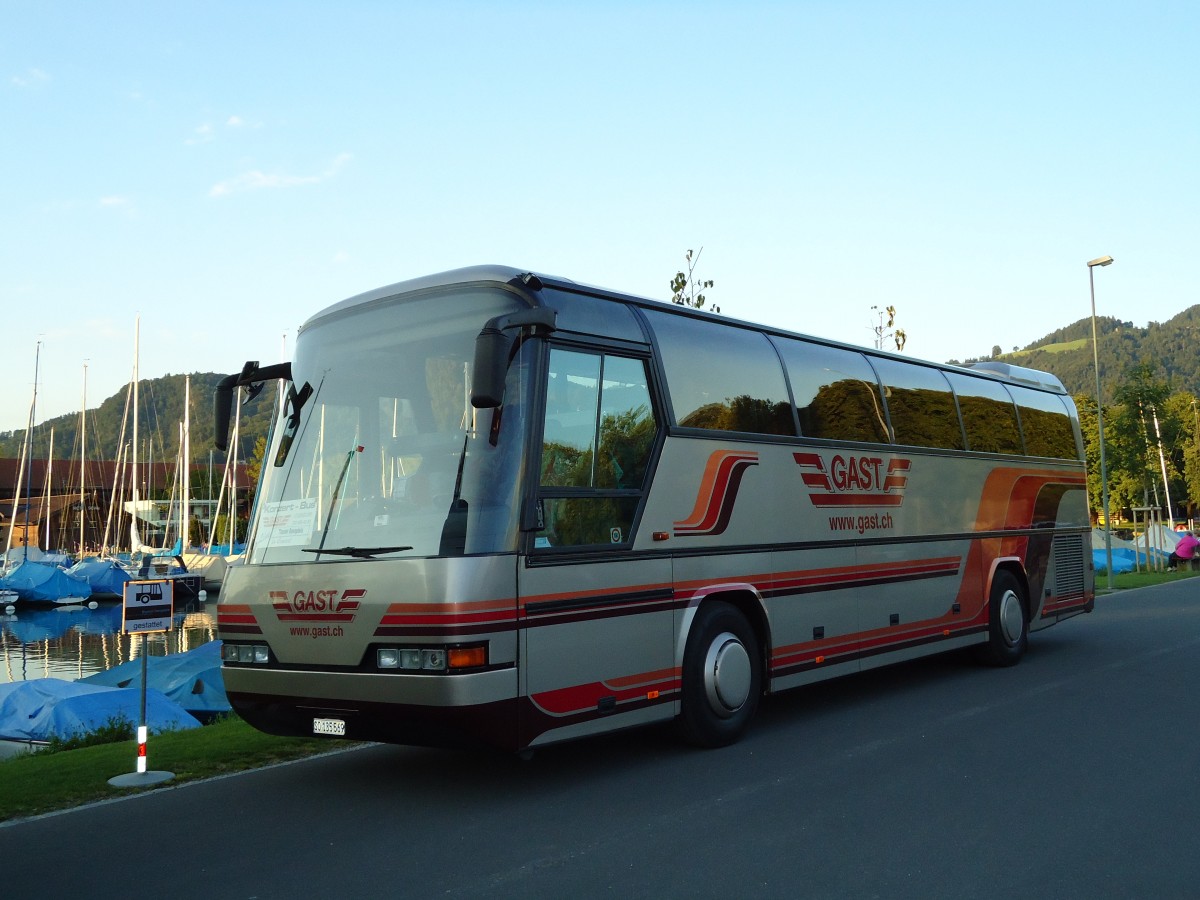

{"left": 1088, "top": 254, "right": 1114, "bottom": 589}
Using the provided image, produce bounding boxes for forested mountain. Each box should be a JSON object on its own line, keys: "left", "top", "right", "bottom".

{"left": 949, "top": 304, "right": 1200, "bottom": 403}
{"left": 0, "top": 372, "right": 275, "bottom": 465}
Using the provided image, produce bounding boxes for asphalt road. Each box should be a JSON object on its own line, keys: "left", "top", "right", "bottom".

{"left": 4, "top": 581, "right": 1199, "bottom": 899}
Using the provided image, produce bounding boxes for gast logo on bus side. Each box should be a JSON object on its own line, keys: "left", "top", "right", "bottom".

{"left": 793, "top": 452, "right": 911, "bottom": 508}
{"left": 269, "top": 588, "right": 366, "bottom": 622}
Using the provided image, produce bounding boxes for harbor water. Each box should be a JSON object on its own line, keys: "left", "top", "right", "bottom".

{"left": 0, "top": 597, "right": 218, "bottom": 686}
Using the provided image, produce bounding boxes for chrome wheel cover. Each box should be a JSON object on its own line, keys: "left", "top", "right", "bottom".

{"left": 998, "top": 589, "right": 1025, "bottom": 646}
{"left": 703, "top": 632, "right": 752, "bottom": 718}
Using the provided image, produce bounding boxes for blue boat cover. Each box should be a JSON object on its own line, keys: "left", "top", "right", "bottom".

{"left": 67, "top": 557, "right": 132, "bottom": 597}
{"left": 80, "top": 640, "right": 230, "bottom": 720}
{"left": 0, "top": 678, "right": 200, "bottom": 742}
{"left": 1093, "top": 548, "right": 1134, "bottom": 573}
{"left": 0, "top": 560, "right": 92, "bottom": 603}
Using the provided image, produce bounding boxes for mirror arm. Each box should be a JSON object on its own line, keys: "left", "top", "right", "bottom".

{"left": 214, "top": 360, "right": 294, "bottom": 452}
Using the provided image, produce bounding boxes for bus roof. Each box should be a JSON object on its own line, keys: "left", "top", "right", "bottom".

{"left": 301, "top": 265, "right": 1067, "bottom": 396}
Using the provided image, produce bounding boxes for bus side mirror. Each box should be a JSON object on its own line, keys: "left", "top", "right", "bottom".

{"left": 471, "top": 308, "right": 557, "bottom": 408}
{"left": 214, "top": 360, "right": 294, "bottom": 452}
{"left": 213, "top": 368, "right": 249, "bottom": 452}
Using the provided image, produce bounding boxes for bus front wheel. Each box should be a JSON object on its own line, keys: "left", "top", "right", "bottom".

{"left": 677, "top": 602, "right": 761, "bottom": 748}
{"left": 974, "top": 570, "right": 1028, "bottom": 667}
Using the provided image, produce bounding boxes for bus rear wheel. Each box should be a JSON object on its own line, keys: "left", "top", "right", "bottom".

{"left": 974, "top": 570, "right": 1028, "bottom": 667}
{"left": 677, "top": 602, "right": 762, "bottom": 748}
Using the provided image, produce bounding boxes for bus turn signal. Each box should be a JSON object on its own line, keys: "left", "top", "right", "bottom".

{"left": 448, "top": 645, "right": 488, "bottom": 669}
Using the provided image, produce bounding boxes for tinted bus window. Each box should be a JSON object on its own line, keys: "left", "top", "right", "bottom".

{"left": 871, "top": 358, "right": 964, "bottom": 450}
{"left": 776, "top": 338, "right": 889, "bottom": 443}
{"left": 945, "top": 372, "right": 1023, "bottom": 455}
{"left": 538, "top": 348, "right": 657, "bottom": 548}
{"left": 1012, "top": 388, "right": 1080, "bottom": 460}
{"left": 644, "top": 311, "right": 794, "bottom": 435}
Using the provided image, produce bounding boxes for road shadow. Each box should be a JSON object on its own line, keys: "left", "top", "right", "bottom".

{"left": 305, "top": 631, "right": 1090, "bottom": 802}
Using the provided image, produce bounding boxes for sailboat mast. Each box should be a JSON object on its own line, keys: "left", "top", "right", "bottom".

{"left": 183, "top": 374, "right": 191, "bottom": 550}
{"left": 5, "top": 423, "right": 27, "bottom": 560}
{"left": 20, "top": 341, "right": 41, "bottom": 562}
{"left": 42, "top": 426, "right": 54, "bottom": 551}
{"left": 131, "top": 316, "right": 140, "bottom": 555}
{"left": 80, "top": 362, "right": 87, "bottom": 555}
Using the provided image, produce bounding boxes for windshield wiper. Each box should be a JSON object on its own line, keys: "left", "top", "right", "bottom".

{"left": 301, "top": 545, "right": 412, "bottom": 559}
{"left": 309, "top": 444, "right": 363, "bottom": 560}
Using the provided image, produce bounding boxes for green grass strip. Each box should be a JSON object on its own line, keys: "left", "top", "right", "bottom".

{"left": 0, "top": 715, "right": 350, "bottom": 823}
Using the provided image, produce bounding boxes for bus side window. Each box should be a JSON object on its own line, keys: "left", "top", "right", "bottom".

{"left": 776, "top": 339, "right": 889, "bottom": 444}
{"left": 541, "top": 350, "right": 601, "bottom": 489}
{"left": 596, "top": 356, "right": 656, "bottom": 490}
{"left": 871, "top": 358, "right": 965, "bottom": 450}
{"left": 536, "top": 350, "right": 657, "bottom": 548}
{"left": 645, "top": 311, "right": 794, "bottom": 436}
{"left": 945, "top": 372, "right": 1023, "bottom": 455}
{"left": 1011, "top": 388, "right": 1079, "bottom": 459}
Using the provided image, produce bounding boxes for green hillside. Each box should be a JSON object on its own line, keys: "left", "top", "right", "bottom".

{"left": 1005, "top": 337, "right": 1089, "bottom": 357}
{"left": 950, "top": 304, "right": 1200, "bottom": 403}
{"left": 0, "top": 372, "right": 274, "bottom": 465}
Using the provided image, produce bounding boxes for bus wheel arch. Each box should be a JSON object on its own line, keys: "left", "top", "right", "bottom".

{"left": 974, "top": 565, "right": 1029, "bottom": 667}
{"left": 677, "top": 596, "right": 766, "bottom": 747}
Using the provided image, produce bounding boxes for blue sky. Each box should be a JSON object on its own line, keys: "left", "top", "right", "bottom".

{"left": 2, "top": 1, "right": 1196, "bottom": 435}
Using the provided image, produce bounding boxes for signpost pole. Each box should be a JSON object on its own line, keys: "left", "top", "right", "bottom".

{"left": 109, "top": 579, "right": 176, "bottom": 788}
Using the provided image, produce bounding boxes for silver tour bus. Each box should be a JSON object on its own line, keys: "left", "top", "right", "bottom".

{"left": 214, "top": 266, "right": 1093, "bottom": 752}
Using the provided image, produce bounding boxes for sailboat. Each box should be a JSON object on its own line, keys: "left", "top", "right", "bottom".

{"left": 0, "top": 343, "right": 92, "bottom": 605}
{"left": 122, "top": 333, "right": 202, "bottom": 600}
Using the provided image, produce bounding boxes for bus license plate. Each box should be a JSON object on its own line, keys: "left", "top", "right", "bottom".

{"left": 313, "top": 717, "right": 346, "bottom": 737}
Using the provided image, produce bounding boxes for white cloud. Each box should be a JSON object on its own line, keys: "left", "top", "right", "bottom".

{"left": 11, "top": 68, "right": 49, "bottom": 88}
{"left": 209, "top": 152, "right": 353, "bottom": 198}
{"left": 333, "top": 250, "right": 350, "bottom": 264}
{"left": 185, "top": 123, "right": 214, "bottom": 145}
{"left": 99, "top": 196, "right": 131, "bottom": 208}
{"left": 226, "top": 115, "right": 244, "bottom": 127}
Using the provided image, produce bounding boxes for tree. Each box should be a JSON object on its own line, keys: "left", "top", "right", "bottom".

{"left": 1078, "top": 363, "right": 1198, "bottom": 524}
{"left": 1165, "top": 391, "right": 1200, "bottom": 520}
{"left": 670, "top": 248, "right": 719, "bottom": 313}
{"left": 870, "top": 305, "right": 906, "bottom": 352}
{"left": 1108, "top": 364, "right": 1175, "bottom": 516}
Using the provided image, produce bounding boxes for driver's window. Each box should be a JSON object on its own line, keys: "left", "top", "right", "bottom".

{"left": 536, "top": 349, "right": 656, "bottom": 549}
{"left": 542, "top": 352, "right": 601, "bottom": 488}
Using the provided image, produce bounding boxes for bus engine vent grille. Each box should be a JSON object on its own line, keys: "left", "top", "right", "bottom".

{"left": 1053, "top": 534, "right": 1086, "bottom": 599}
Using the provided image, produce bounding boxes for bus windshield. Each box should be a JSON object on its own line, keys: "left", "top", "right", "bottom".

{"left": 247, "top": 285, "right": 531, "bottom": 564}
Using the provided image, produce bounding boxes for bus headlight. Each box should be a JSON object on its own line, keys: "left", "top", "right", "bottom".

{"left": 377, "top": 648, "right": 400, "bottom": 669}
{"left": 222, "top": 642, "right": 270, "bottom": 664}
{"left": 373, "top": 644, "right": 488, "bottom": 672}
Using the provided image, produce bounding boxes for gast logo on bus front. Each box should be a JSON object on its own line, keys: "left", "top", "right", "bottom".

{"left": 269, "top": 588, "right": 366, "bottom": 622}
{"left": 793, "top": 452, "right": 911, "bottom": 508}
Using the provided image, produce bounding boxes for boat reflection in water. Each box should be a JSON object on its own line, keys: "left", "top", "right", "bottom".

{"left": 0, "top": 598, "right": 218, "bottom": 686}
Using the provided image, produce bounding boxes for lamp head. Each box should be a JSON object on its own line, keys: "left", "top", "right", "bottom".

{"left": 1087, "top": 255, "right": 1114, "bottom": 268}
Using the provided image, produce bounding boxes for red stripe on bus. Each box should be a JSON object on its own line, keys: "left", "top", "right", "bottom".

{"left": 384, "top": 598, "right": 515, "bottom": 614}
{"left": 531, "top": 671, "right": 682, "bottom": 716}
{"left": 218, "top": 614, "right": 258, "bottom": 625}
{"left": 673, "top": 450, "right": 759, "bottom": 535}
